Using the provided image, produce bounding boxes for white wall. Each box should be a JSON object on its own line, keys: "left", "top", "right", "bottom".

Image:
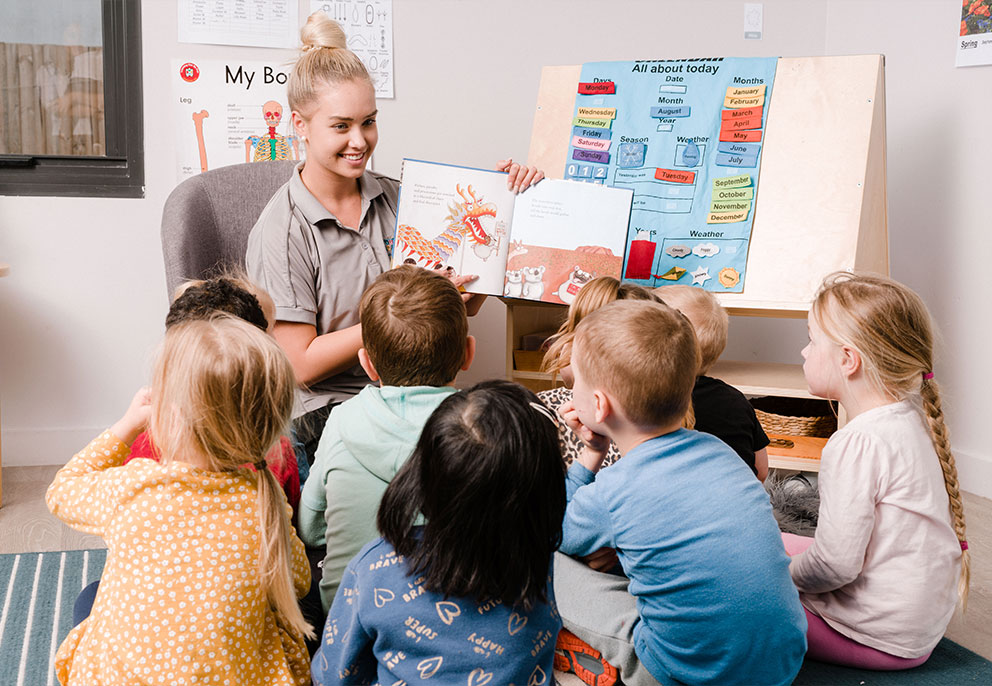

{"left": 2, "top": 1, "right": 990, "bottom": 498}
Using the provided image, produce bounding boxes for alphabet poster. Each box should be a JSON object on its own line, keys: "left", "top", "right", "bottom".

{"left": 564, "top": 57, "right": 777, "bottom": 293}
{"left": 172, "top": 59, "right": 303, "bottom": 183}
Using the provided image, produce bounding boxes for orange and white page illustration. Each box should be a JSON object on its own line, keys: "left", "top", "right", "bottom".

{"left": 393, "top": 159, "right": 514, "bottom": 296}
{"left": 506, "top": 180, "right": 632, "bottom": 304}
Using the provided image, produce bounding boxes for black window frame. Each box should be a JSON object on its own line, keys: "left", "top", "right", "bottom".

{"left": 0, "top": 0, "right": 144, "bottom": 198}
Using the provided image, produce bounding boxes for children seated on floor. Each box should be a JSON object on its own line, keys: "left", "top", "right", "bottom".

{"left": 657, "top": 284, "right": 770, "bottom": 480}
{"left": 554, "top": 299, "right": 807, "bottom": 686}
{"left": 47, "top": 317, "right": 313, "bottom": 685}
{"left": 298, "top": 265, "right": 474, "bottom": 615}
{"left": 539, "top": 276, "right": 680, "bottom": 468}
{"left": 311, "top": 380, "right": 565, "bottom": 684}
{"left": 124, "top": 274, "right": 300, "bottom": 514}
{"left": 783, "top": 272, "right": 968, "bottom": 670}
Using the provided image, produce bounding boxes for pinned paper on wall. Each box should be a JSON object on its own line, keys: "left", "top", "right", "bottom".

{"left": 178, "top": 0, "right": 297, "bottom": 49}
{"left": 172, "top": 59, "right": 302, "bottom": 183}
{"left": 957, "top": 0, "right": 992, "bottom": 67}
{"left": 564, "top": 57, "right": 777, "bottom": 292}
{"left": 309, "top": 0, "right": 395, "bottom": 97}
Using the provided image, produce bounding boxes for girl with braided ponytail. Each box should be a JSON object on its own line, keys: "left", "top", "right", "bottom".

{"left": 783, "top": 272, "right": 968, "bottom": 670}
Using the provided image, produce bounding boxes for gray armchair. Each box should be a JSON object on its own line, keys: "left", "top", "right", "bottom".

{"left": 160, "top": 160, "right": 298, "bottom": 296}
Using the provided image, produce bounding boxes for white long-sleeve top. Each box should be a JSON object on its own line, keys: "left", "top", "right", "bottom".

{"left": 789, "top": 400, "right": 962, "bottom": 658}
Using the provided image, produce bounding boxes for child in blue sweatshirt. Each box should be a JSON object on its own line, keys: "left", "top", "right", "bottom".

{"left": 298, "top": 265, "right": 475, "bottom": 611}
{"left": 555, "top": 300, "right": 807, "bottom": 686}
{"left": 311, "top": 380, "right": 566, "bottom": 684}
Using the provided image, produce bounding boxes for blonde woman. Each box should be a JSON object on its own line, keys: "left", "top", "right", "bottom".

{"left": 784, "top": 272, "right": 968, "bottom": 669}
{"left": 47, "top": 318, "right": 313, "bottom": 685}
{"left": 247, "top": 11, "right": 542, "bottom": 462}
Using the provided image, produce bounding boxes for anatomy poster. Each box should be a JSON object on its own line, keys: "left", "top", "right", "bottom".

{"left": 172, "top": 59, "right": 303, "bottom": 183}
{"left": 564, "top": 57, "right": 777, "bottom": 293}
{"left": 309, "top": 0, "right": 394, "bottom": 98}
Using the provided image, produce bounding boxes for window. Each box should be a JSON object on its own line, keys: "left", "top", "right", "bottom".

{"left": 0, "top": 0, "right": 143, "bottom": 198}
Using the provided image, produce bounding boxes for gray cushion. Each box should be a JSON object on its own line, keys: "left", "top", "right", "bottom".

{"left": 160, "top": 160, "right": 298, "bottom": 296}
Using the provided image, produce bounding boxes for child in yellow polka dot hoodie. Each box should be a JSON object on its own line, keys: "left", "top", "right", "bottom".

{"left": 46, "top": 317, "right": 314, "bottom": 685}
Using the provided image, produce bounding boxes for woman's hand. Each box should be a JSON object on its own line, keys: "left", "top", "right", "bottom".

{"left": 109, "top": 387, "right": 153, "bottom": 446}
{"left": 496, "top": 158, "right": 545, "bottom": 193}
{"left": 444, "top": 270, "right": 487, "bottom": 316}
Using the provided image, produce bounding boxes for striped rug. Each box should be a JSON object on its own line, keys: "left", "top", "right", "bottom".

{"left": 0, "top": 549, "right": 106, "bottom": 686}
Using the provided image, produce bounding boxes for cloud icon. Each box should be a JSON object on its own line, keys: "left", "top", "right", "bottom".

{"left": 692, "top": 242, "right": 720, "bottom": 258}
{"left": 666, "top": 244, "right": 691, "bottom": 258}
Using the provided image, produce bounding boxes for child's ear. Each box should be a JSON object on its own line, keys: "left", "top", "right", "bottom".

{"left": 358, "top": 348, "right": 380, "bottom": 382}
{"left": 461, "top": 335, "right": 477, "bottom": 371}
{"left": 593, "top": 389, "right": 613, "bottom": 425}
{"left": 840, "top": 345, "right": 862, "bottom": 379}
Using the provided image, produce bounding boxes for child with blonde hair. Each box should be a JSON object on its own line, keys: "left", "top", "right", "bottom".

{"left": 47, "top": 317, "right": 313, "bottom": 685}
{"left": 540, "top": 276, "right": 683, "bottom": 469}
{"left": 125, "top": 274, "right": 300, "bottom": 512}
{"left": 657, "top": 284, "right": 770, "bottom": 480}
{"left": 784, "top": 272, "right": 968, "bottom": 669}
{"left": 555, "top": 300, "right": 806, "bottom": 686}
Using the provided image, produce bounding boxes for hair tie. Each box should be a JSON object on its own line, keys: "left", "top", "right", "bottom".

{"left": 529, "top": 401, "right": 559, "bottom": 427}
{"left": 923, "top": 371, "right": 934, "bottom": 381}
{"left": 961, "top": 540, "right": 969, "bottom": 552}
{"left": 254, "top": 459, "right": 267, "bottom": 471}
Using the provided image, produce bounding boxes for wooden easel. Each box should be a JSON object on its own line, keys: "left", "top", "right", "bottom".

{"left": 508, "top": 55, "right": 889, "bottom": 471}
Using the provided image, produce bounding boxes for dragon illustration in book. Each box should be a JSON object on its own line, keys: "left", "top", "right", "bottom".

{"left": 396, "top": 185, "right": 504, "bottom": 268}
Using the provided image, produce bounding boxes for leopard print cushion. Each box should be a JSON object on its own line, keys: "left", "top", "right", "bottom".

{"left": 537, "top": 387, "right": 621, "bottom": 469}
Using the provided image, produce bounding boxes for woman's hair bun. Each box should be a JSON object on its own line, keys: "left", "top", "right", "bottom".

{"left": 300, "top": 11, "right": 348, "bottom": 52}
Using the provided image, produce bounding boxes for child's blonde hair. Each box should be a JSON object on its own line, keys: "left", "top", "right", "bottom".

{"left": 543, "top": 276, "right": 695, "bottom": 428}
{"left": 542, "top": 277, "right": 660, "bottom": 375}
{"left": 656, "top": 285, "right": 729, "bottom": 375}
{"left": 288, "top": 12, "right": 371, "bottom": 117}
{"left": 812, "top": 271, "right": 969, "bottom": 608}
{"left": 149, "top": 317, "right": 313, "bottom": 639}
{"left": 574, "top": 300, "right": 699, "bottom": 429}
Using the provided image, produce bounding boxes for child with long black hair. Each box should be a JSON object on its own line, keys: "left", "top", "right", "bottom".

{"left": 311, "top": 380, "right": 566, "bottom": 684}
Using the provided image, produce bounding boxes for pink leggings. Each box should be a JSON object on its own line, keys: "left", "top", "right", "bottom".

{"left": 782, "top": 533, "right": 932, "bottom": 671}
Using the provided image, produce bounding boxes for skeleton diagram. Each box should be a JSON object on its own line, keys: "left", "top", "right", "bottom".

{"left": 245, "top": 100, "right": 300, "bottom": 163}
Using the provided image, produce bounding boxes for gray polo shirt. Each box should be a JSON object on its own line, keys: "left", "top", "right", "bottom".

{"left": 246, "top": 164, "right": 400, "bottom": 414}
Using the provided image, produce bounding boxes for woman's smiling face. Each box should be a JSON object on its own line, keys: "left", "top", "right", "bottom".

{"left": 294, "top": 78, "right": 378, "bottom": 181}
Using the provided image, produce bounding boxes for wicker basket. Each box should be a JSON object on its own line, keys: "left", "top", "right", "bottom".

{"left": 750, "top": 396, "right": 837, "bottom": 438}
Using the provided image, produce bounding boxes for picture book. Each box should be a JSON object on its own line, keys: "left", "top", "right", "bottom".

{"left": 392, "top": 159, "right": 634, "bottom": 304}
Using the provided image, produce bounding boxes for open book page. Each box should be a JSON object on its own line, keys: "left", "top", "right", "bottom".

{"left": 392, "top": 159, "right": 514, "bottom": 295}
{"left": 505, "top": 180, "right": 632, "bottom": 303}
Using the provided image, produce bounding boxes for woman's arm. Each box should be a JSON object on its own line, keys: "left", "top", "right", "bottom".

{"left": 273, "top": 321, "right": 365, "bottom": 387}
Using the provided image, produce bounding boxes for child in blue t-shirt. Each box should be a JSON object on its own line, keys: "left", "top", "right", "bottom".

{"left": 311, "top": 380, "right": 566, "bottom": 685}
{"left": 556, "top": 300, "right": 807, "bottom": 686}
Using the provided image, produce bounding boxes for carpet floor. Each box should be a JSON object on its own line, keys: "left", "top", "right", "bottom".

{"left": 3, "top": 549, "right": 990, "bottom": 686}
{"left": 0, "top": 550, "right": 106, "bottom": 686}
